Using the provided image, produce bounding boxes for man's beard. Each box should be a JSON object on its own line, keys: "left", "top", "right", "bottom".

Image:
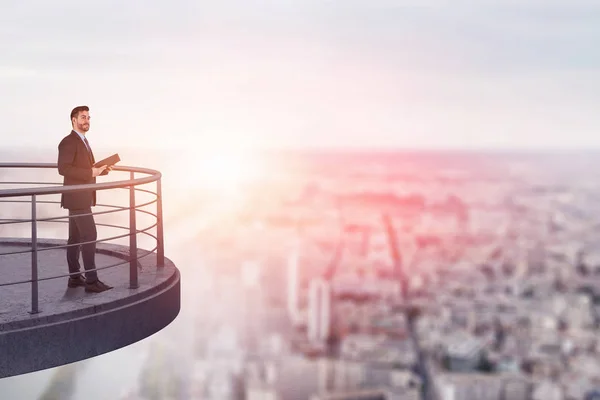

{"left": 79, "top": 124, "right": 89, "bottom": 132}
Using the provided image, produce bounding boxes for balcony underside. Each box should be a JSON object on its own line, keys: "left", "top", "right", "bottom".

{"left": 0, "top": 238, "right": 180, "bottom": 378}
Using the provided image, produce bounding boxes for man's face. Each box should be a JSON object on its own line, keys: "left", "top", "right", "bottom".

{"left": 73, "top": 111, "right": 90, "bottom": 133}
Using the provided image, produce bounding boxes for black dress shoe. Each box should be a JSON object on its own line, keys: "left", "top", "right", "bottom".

{"left": 68, "top": 275, "right": 86, "bottom": 288}
{"left": 97, "top": 280, "right": 113, "bottom": 290}
{"left": 85, "top": 279, "right": 112, "bottom": 293}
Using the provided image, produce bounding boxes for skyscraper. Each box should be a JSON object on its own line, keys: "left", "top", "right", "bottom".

{"left": 309, "top": 278, "right": 331, "bottom": 343}
{"left": 241, "top": 260, "right": 262, "bottom": 352}
{"left": 287, "top": 239, "right": 301, "bottom": 325}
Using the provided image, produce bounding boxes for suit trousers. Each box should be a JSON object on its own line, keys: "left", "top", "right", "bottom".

{"left": 67, "top": 208, "right": 98, "bottom": 282}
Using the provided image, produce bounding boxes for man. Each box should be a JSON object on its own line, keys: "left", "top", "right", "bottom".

{"left": 58, "top": 105, "right": 113, "bottom": 293}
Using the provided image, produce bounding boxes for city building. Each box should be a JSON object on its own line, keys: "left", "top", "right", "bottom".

{"left": 309, "top": 278, "right": 332, "bottom": 343}
{"left": 288, "top": 239, "right": 302, "bottom": 325}
{"left": 444, "top": 336, "right": 484, "bottom": 373}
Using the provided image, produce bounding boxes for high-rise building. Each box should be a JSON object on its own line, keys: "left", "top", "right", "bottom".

{"left": 309, "top": 278, "right": 332, "bottom": 343}
{"left": 241, "top": 260, "right": 263, "bottom": 352}
{"left": 287, "top": 240, "right": 301, "bottom": 325}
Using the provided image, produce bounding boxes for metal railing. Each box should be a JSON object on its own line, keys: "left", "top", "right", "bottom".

{"left": 0, "top": 163, "right": 164, "bottom": 314}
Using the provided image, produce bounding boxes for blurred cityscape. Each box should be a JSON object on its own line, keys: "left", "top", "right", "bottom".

{"left": 2, "top": 149, "right": 600, "bottom": 399}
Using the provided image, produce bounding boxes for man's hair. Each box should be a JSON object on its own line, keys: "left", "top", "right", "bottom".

{"left": 70, "top": 105, "right": 89, "bottom": 122}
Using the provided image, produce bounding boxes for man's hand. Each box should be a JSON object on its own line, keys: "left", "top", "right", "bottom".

{"left": 92, "top": 165, "right": 107, "bottom": 177}
{"left": 98, "top": 165, "right": 114, "bottom": 176}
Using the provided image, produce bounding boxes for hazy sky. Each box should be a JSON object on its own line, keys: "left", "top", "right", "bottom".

{"left": 1, "top": 0, "right": 599, "bottom": 151}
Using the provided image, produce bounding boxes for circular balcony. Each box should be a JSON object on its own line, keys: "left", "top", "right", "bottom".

{"left": 0, "top": 163, "right": 180, "bottom": 378}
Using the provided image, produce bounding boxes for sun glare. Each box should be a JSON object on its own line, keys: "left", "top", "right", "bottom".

{"left": 187, "top": 150, "right": 262, "bottom": 194}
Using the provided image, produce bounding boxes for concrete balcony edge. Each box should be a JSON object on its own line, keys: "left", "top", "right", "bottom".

{"left": 0, "top": 238, "right": 180, "bottom": 378}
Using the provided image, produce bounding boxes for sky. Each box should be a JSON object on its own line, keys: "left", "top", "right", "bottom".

{"left": 1, "top": 0, "right": 600, "bottom": 151}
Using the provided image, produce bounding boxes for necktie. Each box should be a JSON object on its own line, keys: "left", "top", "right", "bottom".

{"left": 83, "top": 137, "right": 94, "bottom": 161}
{"left": 83, "top": 137, "right": 91, "bottom": 153}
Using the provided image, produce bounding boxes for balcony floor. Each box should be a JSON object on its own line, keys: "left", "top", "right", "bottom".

{"left": 0, "top": 238, "right": 180, "bottom": 378}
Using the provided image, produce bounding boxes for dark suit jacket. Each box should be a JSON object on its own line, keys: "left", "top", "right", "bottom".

{"left": 57, "top": 130, "right": 96, "bottom": 210}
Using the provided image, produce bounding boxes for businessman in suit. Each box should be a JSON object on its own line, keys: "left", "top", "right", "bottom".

{"left": 58, "top": 105, "right": 113, "bottom": 293}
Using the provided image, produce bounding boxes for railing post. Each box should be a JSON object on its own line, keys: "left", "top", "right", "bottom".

{"left": 29, "top": 194, "right": 39, "bottom": 314}
{"left": 129, "top": 172, "right": 139, "bottom": 289}
{"left": 156, "top": 177, "right": 164, "bottom": 268}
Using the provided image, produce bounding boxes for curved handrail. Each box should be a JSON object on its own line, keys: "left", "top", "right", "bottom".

{"left": 0, "top": 163, "right": 160, "bottom": 198}
{"left": 0, "top": 162, "right": 165, "bottom": 314}
{"left": 0, "top": 196, "right": 158, "bottom": 225}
